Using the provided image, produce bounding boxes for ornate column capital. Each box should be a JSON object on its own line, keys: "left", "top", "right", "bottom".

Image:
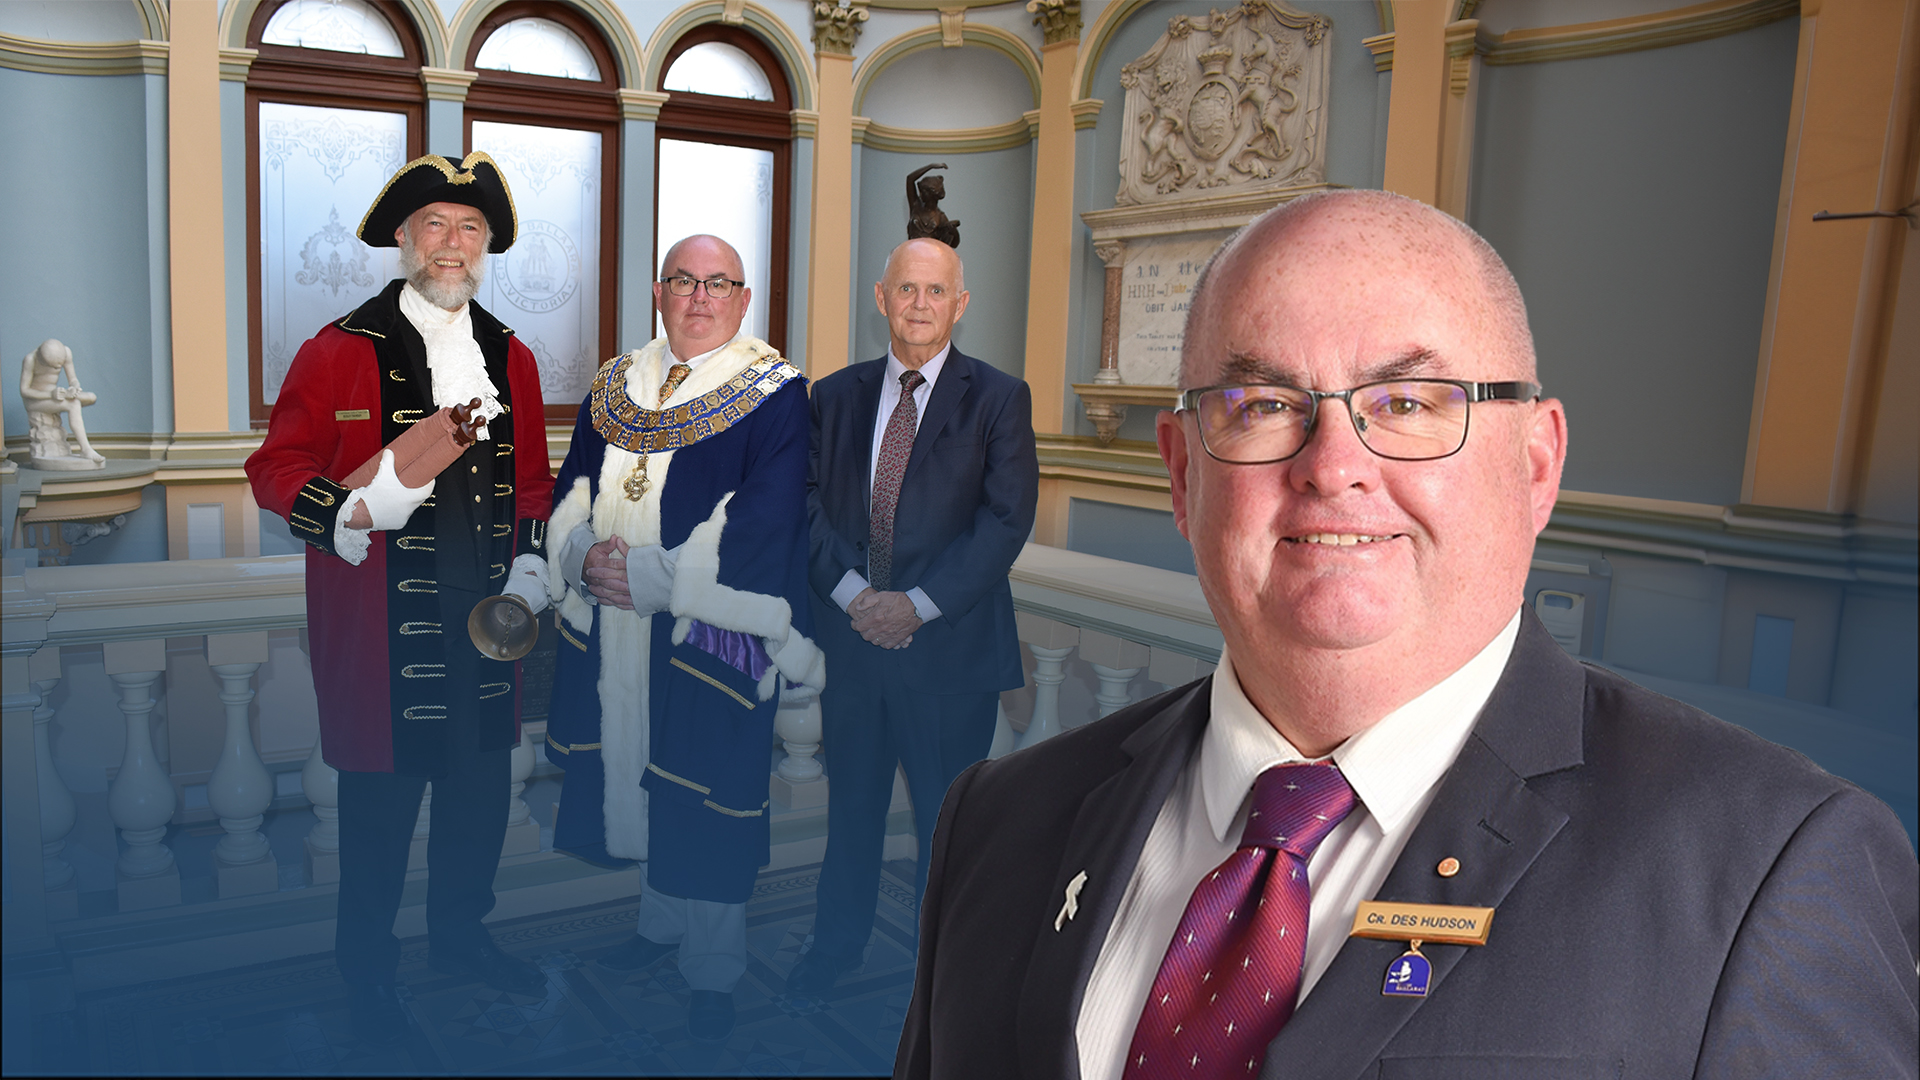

{"left": 812, "top": 1, "right": 869, "bottom": 57}
{"left": 1026, "top": 0, "right": 1083, "bottom": 46}
{"left": 419, "top": 66, "right": 478, "bottom": 102}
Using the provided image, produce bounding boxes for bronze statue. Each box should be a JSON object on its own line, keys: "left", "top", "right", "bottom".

{"left": 906, "top": 163, "right": 961, "bottom": 249}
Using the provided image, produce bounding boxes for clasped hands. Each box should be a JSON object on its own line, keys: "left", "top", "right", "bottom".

{"left": 850, "top": 586, "right": 920, "bottom": 650}
{"left": 583, "top": 535, "right": 676, "bottom": 614}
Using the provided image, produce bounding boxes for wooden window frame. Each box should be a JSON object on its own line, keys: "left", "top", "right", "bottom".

{"left": 465, "top": 1, "right": 621, "bottom": 420}
{"left": 245, "top": 0, "right": 426, "bottom": 427}
{"left": 655, "top": 25, "right": 794, "bottom": 357}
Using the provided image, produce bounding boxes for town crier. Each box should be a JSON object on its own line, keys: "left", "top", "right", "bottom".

{"left": 544, "top": 233, "right": 823, "bottom": 1043}
{"left": 247, "top": 152, "right": 555, "bottom": 1045}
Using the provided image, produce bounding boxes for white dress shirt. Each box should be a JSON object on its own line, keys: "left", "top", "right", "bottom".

{"left": 1075, "top": 611, "right": 1524, "bottom": 1080}
{"left": 828, "top": 344, "right": 952, "bottom": 623}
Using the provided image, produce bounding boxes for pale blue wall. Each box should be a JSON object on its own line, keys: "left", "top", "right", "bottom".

{"left": 0, "top": 67, "right": 171, "bottom": 442}
{"left": 854, "top": 145, "right": 1034, "bottom": 376}
{"left": 221, "top": 77, "right": 250, "bottom": 430}
{"left": 1470, "top": 17, "right": 1799, "bottom": 504}
{"left": 860, "top": 45, "right": 1033, "bottom": 127}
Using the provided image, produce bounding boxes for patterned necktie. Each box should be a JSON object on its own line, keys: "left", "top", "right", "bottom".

{"left": 1123, "top": 763, "right": 1357, "bottom": 1079}
{"left": 867, "top": 368, "right": 926, "bottom": 591}
{"left": 623, "top": 362, "right": 693, "bottom": 501}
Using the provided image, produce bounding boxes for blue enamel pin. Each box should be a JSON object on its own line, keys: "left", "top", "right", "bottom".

{"left": 1382, "top": 941, "right": 1431, "bottom": 997}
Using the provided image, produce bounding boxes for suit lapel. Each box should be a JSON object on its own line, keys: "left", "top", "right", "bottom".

{"left": 1259, "top": 616, "right": 1588, "bottom": 1080}
{"left": 1017, "top": 684, "right": 1211, "bottom": 1080}
{"left": 904, "top": 349, "right": 970, "bottom": 483}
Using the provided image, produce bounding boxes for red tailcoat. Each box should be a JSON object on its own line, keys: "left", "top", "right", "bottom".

{"left": 247, "top": 281, "right": 554, "bottom": 774}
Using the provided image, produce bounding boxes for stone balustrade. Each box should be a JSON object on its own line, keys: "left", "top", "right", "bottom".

{"left": 4, "top": 542, "right": 1908, "bottom": 988}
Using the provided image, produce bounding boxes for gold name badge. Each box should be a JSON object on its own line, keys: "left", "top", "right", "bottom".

{"left": 335, "top": 409, "right": 372, "bottom": 421}
{"left": 1350, "top": 901, "right": 1494, "bottom": 946}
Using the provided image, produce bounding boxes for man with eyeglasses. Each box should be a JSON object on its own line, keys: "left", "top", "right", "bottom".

{"left": 543, "top": 234, "right": 823, "bottom": 1043}
{"left": 897, "top": 191, "right": 1916, "bottom": 1078}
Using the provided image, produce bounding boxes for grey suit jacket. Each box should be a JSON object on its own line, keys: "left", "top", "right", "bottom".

{"left": 896, "top": 613, "right": 1919, "bottom": 1079}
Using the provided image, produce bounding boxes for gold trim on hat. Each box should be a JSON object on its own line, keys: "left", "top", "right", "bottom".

{"left": 356, "top": 150, "right": 518, "bottom": 248}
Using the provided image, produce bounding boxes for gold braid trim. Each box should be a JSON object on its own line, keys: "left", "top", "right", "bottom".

{"left": 588, "top": 351, "right": 803, "bottom": 456}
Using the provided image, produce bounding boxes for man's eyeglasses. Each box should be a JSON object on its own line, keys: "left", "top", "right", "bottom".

{"left": 1175, "top": 379, "right": 1541, "bottom": 464}
{"left": 660, "top": 275, "right": 745, "bottom": 299}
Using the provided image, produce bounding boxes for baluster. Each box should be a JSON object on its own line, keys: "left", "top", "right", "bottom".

{"left": 301, "top": 736, "right": 341, "bottom": 885}
{"left": 1014, "top": 614, "right": 1080, "bottom": 749}
{"left": 1079, "top": 630, "right": 1150, "bottom": 718}
{"left": 987, "top": 701, "right": 1018, "bottom": 759}
{"left": 503, "top": 730, "right": 540, "bottom": 855}
{"left": 771, "top": 683, "right": 828, "bottom": 809}
{"left": 104, "top": 638, "right": 180, "bottom": 911}
{"left": 207, "top": 632, "right": 277, "bottom": 897}
{"left": 31, "top": 645, "right": 79, "bottom": 919}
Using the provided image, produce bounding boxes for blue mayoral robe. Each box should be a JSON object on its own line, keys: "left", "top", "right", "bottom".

{"left": 545, "top": 337, "right": 821, "bottom": 903}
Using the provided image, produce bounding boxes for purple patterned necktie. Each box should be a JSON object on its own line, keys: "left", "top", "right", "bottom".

{"left": 1124, "top": 762, "right": 1357, "bottom": 1079}
{"left": 867, "top": 368, "right": 925, "bottom": 591}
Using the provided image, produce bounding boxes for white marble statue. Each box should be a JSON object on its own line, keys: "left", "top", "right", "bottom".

{"left": 21, "top": 339, "right": 105, "bottom": 471}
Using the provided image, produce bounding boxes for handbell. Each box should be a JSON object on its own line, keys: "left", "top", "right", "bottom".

{"left": 469, "top": 593, "right": 538, "bottom": 661}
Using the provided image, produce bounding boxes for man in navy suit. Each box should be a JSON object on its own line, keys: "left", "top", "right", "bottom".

{"left": 897, "top": 191, "right": 1917, "bottom": 1078}
{"left": 792, "top": 237, "right": 1039, "bottom": 994}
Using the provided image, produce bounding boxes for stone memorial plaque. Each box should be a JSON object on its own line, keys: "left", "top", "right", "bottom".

{"left": 1117, "top": 232, "right": 1229, "bottom": 386}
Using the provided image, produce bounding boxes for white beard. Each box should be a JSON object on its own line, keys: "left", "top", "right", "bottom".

{"left": 400, "top": 238, "right": 486, "bottom": 310}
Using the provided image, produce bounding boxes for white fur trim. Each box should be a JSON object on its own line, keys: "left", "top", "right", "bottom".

{"left": 669, "top": 493, "right": 829, "bottom": 699}
{"left": 546, "top": 477, "right": 594, "bottom": 632}
{"left": 596, "top": 602, "right": 650, "bottom": 860}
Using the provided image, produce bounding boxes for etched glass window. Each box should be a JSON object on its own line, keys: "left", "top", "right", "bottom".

{"left": 258, "top": 102, "right": 407, "bottom": 404}
{"left": 663, "top": 42, "right": 774, "bottom": 101}
{"left": 655, "top": 140, "right": 774, "bottom": 344}
{"left": 261, "top": 0, "right": 404, "bottom": 57}
{"left": 471, "top": 121, "right": 602, "bottom": 405}
{"left": 474, "top": 17, "right": 601, "bottom": 81}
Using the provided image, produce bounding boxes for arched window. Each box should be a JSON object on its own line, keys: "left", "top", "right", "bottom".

{"left": 655, "top": 26, "right": 793, "bottom": 352}
{"left": 245, "top": 0, "right": 425, "bottom": 426}
{"left": 464, "top": 2, "right": 621, "bottom": 418}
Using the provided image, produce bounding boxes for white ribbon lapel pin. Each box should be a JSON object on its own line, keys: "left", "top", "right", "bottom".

{"left": 1054, "top": 870, "right": 1089, "bottom": 932}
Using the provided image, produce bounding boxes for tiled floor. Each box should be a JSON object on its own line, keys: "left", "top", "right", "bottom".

{"left": 24, "top": 860, "right": 919, "bottom": 1077}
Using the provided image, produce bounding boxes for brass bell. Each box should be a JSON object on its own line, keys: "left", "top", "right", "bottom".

{"left": 468, "top": 593, "right": 538, "bottom": 661}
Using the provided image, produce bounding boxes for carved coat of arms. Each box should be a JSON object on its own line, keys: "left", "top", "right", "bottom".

{"left": 1116, "top": 1, "right": 1331, "bottom": 205}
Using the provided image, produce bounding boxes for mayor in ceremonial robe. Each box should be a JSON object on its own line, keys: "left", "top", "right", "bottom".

{"left": 544, "top": 234, "right": 823, "bottom": 1042}
{"left": 247, "top": 153, "right": 557, "bottom": 1045}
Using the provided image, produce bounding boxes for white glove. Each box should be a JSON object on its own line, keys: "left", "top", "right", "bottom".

{"left": 625, "top": 543, "right": 680, "bottom": 616}
{"left": 502, "top": 553, "right": 550, "bottom": 615}
{"left": 354, "top": 449, "right": 435, "bottom": 531}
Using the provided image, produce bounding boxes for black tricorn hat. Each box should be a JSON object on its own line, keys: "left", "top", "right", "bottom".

{"left": 357, "top": 152, "right": 517, "bottom": 253}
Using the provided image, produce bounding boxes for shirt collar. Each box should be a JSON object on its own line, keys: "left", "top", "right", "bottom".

{"left": 885, "top": 341, "right": 951, "bottom": 389}
{"left": 1198, "top": 610, "right": 1524, "bottom": 843}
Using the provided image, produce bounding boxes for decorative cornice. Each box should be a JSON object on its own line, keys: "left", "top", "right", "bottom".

{"left": 1082, "top": 183, "right": 1336, "bottom": 244}
{"left": 939, "top": 5, "right": 966, "bottom": 47}
{"left": 617, "top": 88, "right": 671, "bottom": 122}
{"left": 812, "top": 1, "right": 869, "bottom": 57}
{"left": 854, "top": 116, "right": 1034, "bottom": 153}
{"left": 1481, "top": 0, "right": 1798, "bottom": 66}
{"left": 1023, "top": 108, "right": 1042, "bottom": 139}
{"left": 722, "top": 0, "right": 749, "bottom": 24}
{"left": 1446, "top": 19, "right": 1479, "bottom": 96}
{"left": 1026, "top": 0, "right": 1083, "bottom": 46}
{"left": 790, "top": 108, "right": 820, "bottom": 138}
{"left": 420, "top": 66, "right": 479, "bottom": 102}
{"left": 0, "top": 33, "right": 167, "bottom": 76}
{"left": 218, "top": 47, "right": 257, "bottom": 82}
{"left": 1069, "top": 97, "right": 1103, "bottom": 130}
{"left": 1362, "top": 31, "right": 1395, "bottom": 73}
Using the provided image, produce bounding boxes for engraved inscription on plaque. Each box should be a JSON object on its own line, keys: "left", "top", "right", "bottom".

{"left": 1118, "top": 233, "right": 1230, "bottom": 386}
